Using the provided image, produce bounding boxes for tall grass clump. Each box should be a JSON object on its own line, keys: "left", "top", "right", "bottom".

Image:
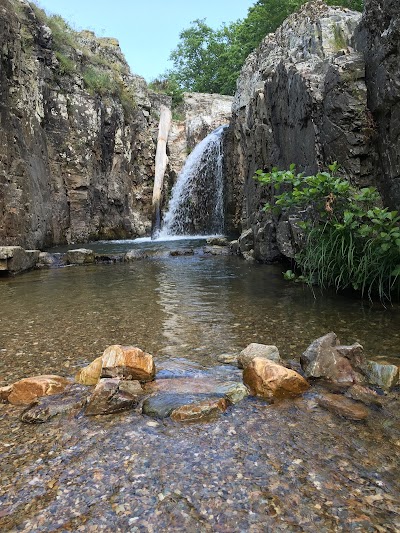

{"left": 254, "top": 163, "right": 400, "bottom": 302}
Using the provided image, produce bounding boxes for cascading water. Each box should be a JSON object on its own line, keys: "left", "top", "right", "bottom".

{"left": 157, "top": 125, "right": 227, "bottom": 238}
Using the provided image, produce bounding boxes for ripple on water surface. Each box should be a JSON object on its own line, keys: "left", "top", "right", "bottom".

{"left": 0, "top": 252, "right": 399, "bottom": 531}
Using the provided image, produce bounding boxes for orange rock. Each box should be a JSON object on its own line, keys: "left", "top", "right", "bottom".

{"left": 75, "top": 356, "right": 103, "bottom": 385}
{"left": 170, "top": 398, "right": 228, "bottom": 422}
{"left": 243, "top": 357, "right": 310, "bottom": 399}
{"left": 0, "top": 385, "right": 12, "bottom": 402}
{"left": 101, "top": 345, "right": 155, "bottom": 382}
{"left": 7, "top": 375, "right": 71, "bottom": 405}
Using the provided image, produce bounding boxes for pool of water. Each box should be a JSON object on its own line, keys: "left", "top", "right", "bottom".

{"left": 0, "top": 251, "right": 399, "bottom": 531}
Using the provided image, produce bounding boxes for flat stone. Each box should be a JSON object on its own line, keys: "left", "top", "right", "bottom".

{"left": 317, "top": 392, "right": 369, "bottom": 420}
{"left": 203, "top": 245, "right": 230, "bottom": 255}
{"left": 75, "top": 356, "right": 103, "bottom": 385}
{"left": 20, "top": 384, "right": 88, "bottom": 423}
{"left": 7, "top": 375, "right": 71, "bottom": 405}
{"left": 345, "top": 384, "right": 384, "bottom": 407}
{"left": 85, "top": 378, "right": 143, "bottom": 416}
{"left": 238, "top": 343, "right": 281, "bottom": 369}
{"left": 243, "top": 358, "right": 310, "bottom": 399}
{"left": 101, "top": 345, "right": 155, "bottom": 382}
{"left": 142, "top": 393, "right": 200, "bottom": 419}
{"left": 206, "top": 237, "right": 229, "bottom": 246}
{"left": 64, "top": 248, "right": 95, "bottom": 265}
{"left": 170, "top": 398, "right": 228, "bottom": 422}
{"left": 216, "top": 382, "right": 249, "bottom": 404}
{"left": 217, "top": 353, "right": 239, "bottom": 366}
{"left": 365, "top": 361, "right": 399, "bottom": 391}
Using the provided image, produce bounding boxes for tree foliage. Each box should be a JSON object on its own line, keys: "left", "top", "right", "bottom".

{"left": 159, "top": 0, "right": 364, "bottom": 96}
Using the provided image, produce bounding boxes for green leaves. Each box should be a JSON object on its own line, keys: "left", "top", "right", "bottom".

{"left": 254, "top": 163, "right": 400, "bottom": 302}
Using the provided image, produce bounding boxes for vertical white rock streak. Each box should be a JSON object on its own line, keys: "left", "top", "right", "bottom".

{"left": 152, "top": 105, "right": 172, "bottom": 236}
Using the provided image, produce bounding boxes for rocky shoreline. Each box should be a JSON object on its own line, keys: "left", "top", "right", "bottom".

{"left": 2, "top": 334, "right": 398, "bottom": 427}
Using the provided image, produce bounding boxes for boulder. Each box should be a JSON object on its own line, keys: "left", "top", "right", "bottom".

{"left": 124, "top": 250, "right": 149, "bottom": 261}
{"left": 243, "top": 358, "right": 310, "bottom": 399}
{"left": 0, "top": 246, "right": 40, "bottom": 274}
{"left": 85, "top": 378, "right": 144, "bottom": 416}
{"left": 6, "top": 375, "right": 71, "bottom": 405}
{"left": 365, "top": 361, "right": 399, "bottom": 391}
{"left": 37, "top": 252, "right": 63, "bottom": 268}
{"left": 300, "top": 333, "right": 363, "bottom": 385}
{"left": 101, "top": 345, "right": 155, "bottom": 381}
{"left": 170, "top": 398, "right": 228, "bottom": 422}
{"left": 238, "top": 228, "right": 254, "bottom": 253}
{"left": 64, "top": 249, "right": 95, "bottom": 265}
{"left": 238, "top": 343, "right": 281, "bottom": 369}
{"left": 206, "top": 237, "right": 229, "bottom": 247}
{"left": 21, "top": 384, "right": 88, "bottom": 423}
{"left": 75, "top": 356, "right": 103, "bottom": 385}
{"left": 0, "top": 385, "right": 13, "bottom": 402}
{"left": 317, "top": 392, "right": 369, "bottom": 421}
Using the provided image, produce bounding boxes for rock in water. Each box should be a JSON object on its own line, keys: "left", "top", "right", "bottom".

{"left": 101, "top": 345, "right": 155, "bottom": 381}
{"left": 365, "top": 361, "right": 399, "bottom": 391}
{"left": 301, "top": 332, "right": 363, "bottom": 385}
{"left": 75, "top": 356, "right": 103, "bottom": 386}
{"left": 6, "top": 375, "right": 71, "bottom": 405}
{"left": 238, "top": 343, "right": 281, "bottom": 369}
{"left": 85, "top": 379, "right": 144, "bottom": 416}
{"left": 317, "top": 393, "right": 369, "bottom": 421}
{"left": 21, "top": 384, "right": 88, "bottom": 423}
{"left": 243, "top": 358, "right": 310, "bottom": 399}
{"left": 170, "top": 398, "right": 228, "bottom": 422}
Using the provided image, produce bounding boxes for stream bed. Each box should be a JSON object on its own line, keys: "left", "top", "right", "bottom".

{"left": 0, "top": 246, "right": 399, "bottom": 531}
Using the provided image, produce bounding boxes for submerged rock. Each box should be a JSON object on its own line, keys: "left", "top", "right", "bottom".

{"left": 85, "top": 378, "right": 144, "bottom": 416}
{"left": 238, "top": 343, "right": 281, "bottom": 369}
{"left": 142, "top": 393, "right": 199, "bottom": 419}
{"left": 216, "top": 382, "right": 249, "bottom": 404}
{"left": 170, "top": 398, "right": 228, "bottom": 423}
{"left": 21, "top": 384, "right": 88, "bottom": 423}
{"left": 203, "top": 245, "right": 230, "bottom": 255}
{"left": 101, "top": 345, "right": 155, "bottom": 382}
{"left": 6, "top": 375, "right": 71, "bottom": 406}
{"left": 345, "top": 384, "right": 384, "bottom": 408}
{"left": 243, "top": 358, "right": 310, "bottom": 399}
{"left": 217, "top": 353, "right": 239, "bottom": 366}
{"left": 317, "top": 392, "right": 369, "bottom": 421}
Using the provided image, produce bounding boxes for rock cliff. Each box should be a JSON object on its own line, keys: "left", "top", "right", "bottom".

{"left": 225, "top": 1, "right": 377, "bottom": 260}
{"left": 356, "top": 0, "right": 400, "bottom": 211}
{"left": 0, "top": 0, "right": 168, "bottom": 248}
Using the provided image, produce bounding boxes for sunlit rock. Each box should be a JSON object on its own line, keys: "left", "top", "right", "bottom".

{"left": 238, "top": 343, "right": 281, "bottom": 369}
{"left": 75, "top": 356, "right": 103, "bottom": 386}
{"left": 243, "top": 358, "right": 310, "bottom": 399}
{"left": 317, "top": 392, "right": 369, "bottom": 421}
{"left": 101, "top": 345, "right": 155, "bottom": 382}
{"left": 170, "top": 398, "right": 228, "bottom": 422}
{"left": 6, "top": 375, "right": 71, "bottom": 405}
{"left": 0, "top": 246, "right": 40, "bottom": 274}
{"left": 85, "top": 378, "right": 144, "bottom": 416}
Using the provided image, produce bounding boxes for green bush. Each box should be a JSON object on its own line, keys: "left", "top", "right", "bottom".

{"left": 254, "top": 164, "right": 400, "bottom": 302}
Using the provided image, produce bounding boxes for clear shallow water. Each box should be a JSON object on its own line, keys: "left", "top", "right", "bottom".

{"left": 0, "top": 253, "right": 399, "bottom": 531}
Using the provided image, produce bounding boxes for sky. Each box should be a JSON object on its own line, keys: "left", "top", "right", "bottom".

{"left": 34, "top": 0, "right": 256, "bottom": 82}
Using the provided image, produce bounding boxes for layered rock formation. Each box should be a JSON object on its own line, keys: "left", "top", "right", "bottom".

{"left": 0, "top": 0, "right": 167, "bottom": 248}
{"left": 356, "top": 0, "right": 400, "bottom": 210}
{"left": 225, "top": 1, "right": 377, "bottom": 260}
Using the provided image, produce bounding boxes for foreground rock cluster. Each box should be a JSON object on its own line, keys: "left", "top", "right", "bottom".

{"left": 1, "top": 333, "right": 398, "bottom": 425}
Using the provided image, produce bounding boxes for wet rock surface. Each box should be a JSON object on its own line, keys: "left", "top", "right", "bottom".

{"left": 316, "top": 392, "right": 370, "bottom": 421}
{"left": 21, "top": 384, "right": 88, "bottom": 423}
{"left": 6, "top": 375, "right": 71, "bottom": 406}
{"left": 85, "top": 379, "right": 143, "bottom": 416}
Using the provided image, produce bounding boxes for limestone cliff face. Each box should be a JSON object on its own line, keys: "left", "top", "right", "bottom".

{"left": 356, "top": 0, "right": 400, "bottom": 211}
{"left": 167, "top": 92, "right": 233, "bottom": 185}
{"left": 0, "top": 0, "right": 167, "bottom": 248}
{"left": 226, "top": 1, "right": 376, "bottom": 260}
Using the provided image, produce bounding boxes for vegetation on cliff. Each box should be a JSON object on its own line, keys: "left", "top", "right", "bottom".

{"left": 158, "top": 0, "right": 364, "bottom": 96}
{"left": 254, "top": 165, "right": 400, "bottom": 301}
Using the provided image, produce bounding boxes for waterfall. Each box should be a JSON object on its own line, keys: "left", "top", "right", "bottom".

{"left": 157, "top": 125, "right": 227, "bottom": 238}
